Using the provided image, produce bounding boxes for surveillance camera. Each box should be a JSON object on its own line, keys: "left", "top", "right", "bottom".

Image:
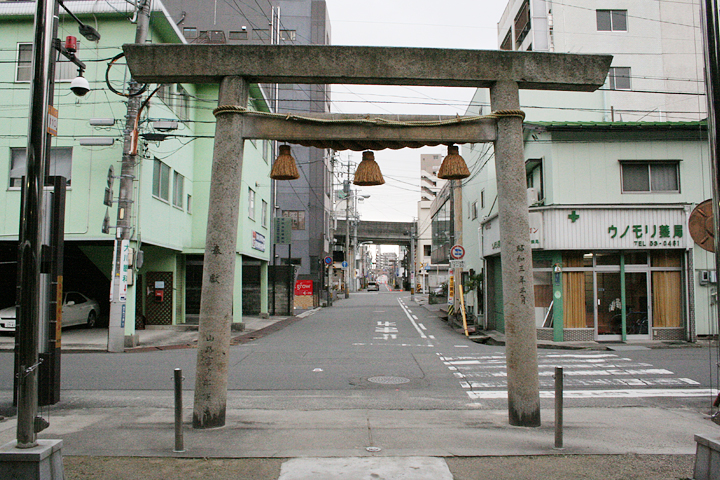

{"left": 70, "top": 76, "right": 90, "bottom": 97}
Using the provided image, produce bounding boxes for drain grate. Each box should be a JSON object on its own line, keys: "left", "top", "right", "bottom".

{"left": 367, "top": 376, "right": 410, "bottom": 385}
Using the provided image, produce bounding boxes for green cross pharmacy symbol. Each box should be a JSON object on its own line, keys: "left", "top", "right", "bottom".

{"left": 568, "top": 211, "right": 580, "bottom": 223}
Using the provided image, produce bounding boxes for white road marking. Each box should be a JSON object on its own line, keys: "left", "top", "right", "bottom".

{"left": 454, "top": 345, "right": 469, "bottom": 348}
{"left": 397, "top": 298, "right": 427, "bottom": 339}
{"left": 467, "top": 388, "right": 715, "bottom": 400}
{"left": 418, "top": 323, "right": 427, "bottom": 330}
{"left": 438, "top": 351, "right": 706, "bottom": 401}
{"left": 296, "top": 307, "right": 321, "bottom": 318}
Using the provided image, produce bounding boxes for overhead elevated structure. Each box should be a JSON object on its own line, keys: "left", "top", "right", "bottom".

{"left": 123, "top": 43, "right": 612, "bottom": 430}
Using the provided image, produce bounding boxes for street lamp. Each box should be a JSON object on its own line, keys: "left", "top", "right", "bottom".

{"left": 14, "top": 0, "right": 101, "bottom": 455}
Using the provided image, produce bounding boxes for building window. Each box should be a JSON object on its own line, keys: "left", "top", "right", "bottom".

{"left": 621, "top": 161, "right": 680, "bottom": 193}
{"left": 280, "top": 29, "right": 296, "bottom": 42}
{"left": 248, "top": 188, "right": 256, "bottom": 220}
{"left": 252, "top": 29, "right": 270, "bottom": 41}
{"left": 176, "top": 84, "right": 190, "bottom": 121}
{"left": 10, "top": 147, "right": 73, "bottom": 187}
{"left": 423, "top": 244, "right": 431, "bottom": 257}
{"left": 17, "top": 42, "right": 76, "bottom": 82}
{"left": 261, "top": 199, "right": 268, "bottom": 228}
{"left": 183, "top": 27, "right": 198, "bottom": 39}
{"left": 283, "top": 210, "right": 306, "bottom": 230}
{"left": 228, "top": 30, "right": 248, "bottom": 40}
{"left": 480, "top": 190, "right": 485, "bottom": 209}
{"left": 187, "top": 194, "right": 192, "bottom": 214}
{"left": 156, "top": 84, "right": 170, "bottom": 107}
{"left": 514, "top": 0, "right": 531, "bottom": 46}
{"left": 152, "top": 158, "right": 171, "bottom": 201}
{"left": 470, "top": 201, "right": 478, "bottom": 220}
{"left": 500, "top": 29, "right": 513, "bottom": 51}
{"left": 173, "top": 171, "right": 184, "bottom": 208}
{"left": 608, "top": 67, "right": 631, "bottom": 90}
{"left": 597, "top": 10, "right": 627, "bottom": 31}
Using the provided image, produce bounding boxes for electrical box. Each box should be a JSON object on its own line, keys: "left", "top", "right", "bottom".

{"left": 700, "top": 270, "right": 717, "bottom": 285}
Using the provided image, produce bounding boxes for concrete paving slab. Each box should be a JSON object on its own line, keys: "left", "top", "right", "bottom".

{"left": 277, "top": 457, "right": 453, "bottom": 480}
{"left": 2, "top": 401, "right": 716, "bottom": 459}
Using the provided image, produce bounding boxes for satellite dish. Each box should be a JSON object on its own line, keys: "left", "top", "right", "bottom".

{"left": 689, "top": 199, "right": 715, "bottom": 252}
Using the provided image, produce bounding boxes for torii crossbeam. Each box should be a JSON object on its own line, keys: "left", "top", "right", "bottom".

{"left": 123, "top": 44, "right": 612, "bottom": 429}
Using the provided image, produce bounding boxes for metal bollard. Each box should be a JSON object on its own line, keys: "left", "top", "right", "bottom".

{"left": 554, "top": 366, "right": 564, "bottom": 449}
{"left": 174, "top": 368, "right": 185, "bottom": 453}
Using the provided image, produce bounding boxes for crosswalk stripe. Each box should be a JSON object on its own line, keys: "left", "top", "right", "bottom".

{"left": 438, "top": 351, "right": 707, "bottom": 400}
{"left": 467, "top": 388, "right": 715, "bottom": 399}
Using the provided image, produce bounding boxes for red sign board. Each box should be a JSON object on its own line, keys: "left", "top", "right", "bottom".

{"left": 294, "top": 280, "right": 313, "bottom": 296}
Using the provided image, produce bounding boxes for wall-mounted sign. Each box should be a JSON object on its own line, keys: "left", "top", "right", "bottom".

{"left": 295, "top": 279, "right": 313, "bottom": 296}
{"left": 482, "top": 207, "right": 688, "bottom": 256}
{"left": 252, "top": 231, "right": 266, "bottom": 251}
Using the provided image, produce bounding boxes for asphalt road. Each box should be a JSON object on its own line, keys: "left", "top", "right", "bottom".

{"left": 0, "top": 288, "right": 717, "bottom": 414}
{"left": 1, "top": 289, "right": 718, "bottom": 479}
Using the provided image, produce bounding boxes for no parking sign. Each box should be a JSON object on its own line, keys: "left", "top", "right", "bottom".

{"left": 450, "top": 244, "right": 465, "bottom": 260}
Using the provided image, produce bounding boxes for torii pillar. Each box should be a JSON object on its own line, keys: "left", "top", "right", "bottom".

{"left": 491, "top": 80, "right": 540, "bottom": 426}
{"left": 122, "top": 44, "right": 612, "bottom": 429}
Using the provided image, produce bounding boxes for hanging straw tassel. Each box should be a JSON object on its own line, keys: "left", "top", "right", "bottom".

{"left": 437, "top": 144, "right": 470, "bottom": 180}
{"left": 270, "top": 145, "right": 300, "bottom": 180}
{"left": 353, "top": 151, "right": 385, "bottom": 186}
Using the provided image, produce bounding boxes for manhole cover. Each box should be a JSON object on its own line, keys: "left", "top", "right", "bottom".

{"left": 366, "top": 446, "right": 382, "bottom": 452}
{"left": 367, "top": 376, "right": 410, "bottom": 385}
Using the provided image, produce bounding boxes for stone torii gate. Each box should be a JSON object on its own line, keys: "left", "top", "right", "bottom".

{"left": 123, "top": 44, "right": 611, "bottom": 429}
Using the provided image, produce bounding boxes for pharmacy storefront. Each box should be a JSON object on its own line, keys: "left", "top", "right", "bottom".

{"left": 481, "top": 206, "right": 692, "bottom": 342}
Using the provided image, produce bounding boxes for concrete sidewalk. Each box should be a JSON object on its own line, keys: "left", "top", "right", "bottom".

{"left": 0, "top": 392, "right": 715, "bottom": 478}
{"left": 0, "top": 301, "right": 715, "bottom": 478}
{"left": 0, "top": 312, "right": 301, "bottom": 353}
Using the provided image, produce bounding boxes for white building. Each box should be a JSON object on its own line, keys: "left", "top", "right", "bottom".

{"left": 417, "top": 153, "right": 447, "bottom": 291}
{"left": 495, "top": 0, "right": 706, "bottom": 122}
{"left": 457, "top": 0, "right": 712, "bottom": 341}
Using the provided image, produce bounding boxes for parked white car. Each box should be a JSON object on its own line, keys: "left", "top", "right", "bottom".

{"left": 0, "top": 291, "right": 100, "bottom": 333}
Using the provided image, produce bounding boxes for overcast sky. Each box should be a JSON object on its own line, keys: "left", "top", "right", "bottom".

{"left": 322, "top": 1, "right": 508, "bottom": 222}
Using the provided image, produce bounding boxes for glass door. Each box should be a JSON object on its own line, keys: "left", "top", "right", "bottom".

{"left": 625, "top": 272, "right": 650, "bottom": 338}
{"left": 596, "top": 272, "right": 622, "bottom": 340}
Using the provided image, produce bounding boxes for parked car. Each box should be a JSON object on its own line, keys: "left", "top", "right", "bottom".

{"left": 0, "top": 291, "right": 100, "bottom": 333}
{"left": 367, "top": 281, "right": 379, "bottom": 292}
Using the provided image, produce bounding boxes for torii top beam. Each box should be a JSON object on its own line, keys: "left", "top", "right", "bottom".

{"left": 122, "top": 44, "right": 612, "bottom": 91}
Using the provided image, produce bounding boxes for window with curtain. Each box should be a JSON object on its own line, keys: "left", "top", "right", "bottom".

{"left": 562, "top": 252, "right": 589, "bottom": 329}
{"left": 621, "top": 161, "right": 680, "bottom": 193}
{"left": 17, "top": 42, "right": 77, "bottom": 82}
{"left": 152, "top": 158, "right": 170, "bottom": 201}
{"left": 10, "top": 147, "right": 72, "bottom": 187}
{"left": 651, "top": 252, "right": 683, "bottom": 328}
{"left": 173, "top": 171, "right": 184, "bottom": 208}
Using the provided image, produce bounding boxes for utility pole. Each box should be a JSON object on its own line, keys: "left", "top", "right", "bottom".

{"left": 15, "top": 0, "right": 56, "bottom": 448}
{"left": 344, "top": 162, "right": 351, "bottom": 298}
{"left": 410, "top": 221, "right": 416, "bottom": 302}
{"left": 107, "top": 0, "right": 151, "bottom": 353}
{"left": 701, "top": 0, "right": 720, "bottom": 329}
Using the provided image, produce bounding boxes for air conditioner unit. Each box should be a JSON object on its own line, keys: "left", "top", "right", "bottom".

{"left": 527, "top": 187, "right": 539, "bottom": 206}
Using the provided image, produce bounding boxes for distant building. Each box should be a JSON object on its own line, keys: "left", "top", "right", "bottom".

{"left": 417, "top": 153, "right": 447, "bottom": 290}
{"left": 162, "top": 0, "right": 335, "bottom": 306}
